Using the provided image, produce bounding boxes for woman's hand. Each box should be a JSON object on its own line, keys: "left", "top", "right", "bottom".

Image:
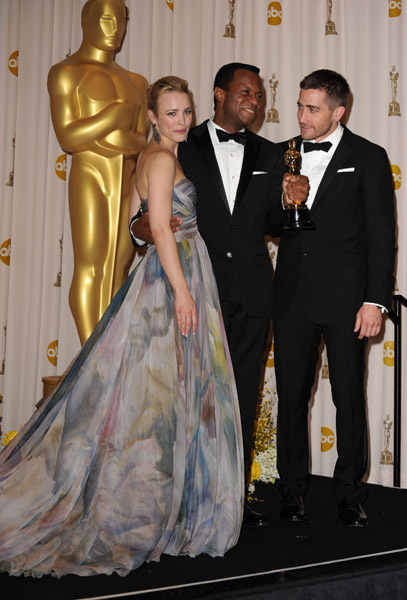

{"left": 175, "top": 290, "right": 197, "bottom": 337}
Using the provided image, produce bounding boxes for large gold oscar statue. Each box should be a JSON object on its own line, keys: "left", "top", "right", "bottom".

{"left": 48, "top": 0, "right": 148, "bottom": 345}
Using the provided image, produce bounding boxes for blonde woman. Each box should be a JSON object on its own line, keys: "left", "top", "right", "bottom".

{"left": 0, "top": 77, "right": 243, "bottom": 577}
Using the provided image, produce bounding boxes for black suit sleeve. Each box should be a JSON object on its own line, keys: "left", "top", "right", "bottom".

{"left": 264, "top": 145, "right": 286, "bottom": 237}
{"left": 362, "top": 145, "right": 395, "bottom": 310}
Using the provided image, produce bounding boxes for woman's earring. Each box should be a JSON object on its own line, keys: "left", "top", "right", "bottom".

{"left": 152, "top": 123, "right": 161, "bottom": 144}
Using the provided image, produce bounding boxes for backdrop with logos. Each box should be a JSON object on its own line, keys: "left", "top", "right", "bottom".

{"left": 0, "top": 0, "right": 406, "bottom": 488}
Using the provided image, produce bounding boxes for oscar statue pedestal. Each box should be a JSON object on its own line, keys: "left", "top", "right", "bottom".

{"left": 282, "top": 204, "right": 315, "bottom": 231}
{"left": 38, "top": 375, "right": 61, "bottom": 409}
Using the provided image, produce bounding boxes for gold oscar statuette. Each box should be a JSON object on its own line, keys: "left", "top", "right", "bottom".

{"left": 282, "top": 139, "right": 315, "bottom": 231}
{"left": 53, "top": 237, "right": 63, "bottom": 287}
{"left": 266, "top": 74, "right": 280, "bottom": 123}
{"left": 380, "top": 414, "right": 393, "bottom": 465}
{"left": 0, "top": 324, "right": 7, "bottom": 376}
{"left": 5, "top": 137, "right": 15, "bottom": 187}
{"left": 322, "top": 346, "right": 330, "bottom": 379}
{"left": 223, "top": 0, "right": 235, "bottom": 38}
{"left": 325, "top": 0, "right": 337, "bottom": 35}
{"left": 47, "top": 0, "right": 149, "bottom": 345}
{"left": 388, "top": 66, "right": 401, "bottom": 117}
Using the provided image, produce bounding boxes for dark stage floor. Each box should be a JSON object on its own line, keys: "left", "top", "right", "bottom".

{"left": 1, "top": 475, "right": 406, "bottom": 600}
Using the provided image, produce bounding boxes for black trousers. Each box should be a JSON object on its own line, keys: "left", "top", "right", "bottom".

{"left": 220, "top": 277, "right": 270, "bottom": 485}
{"left": 273, "top": 305, "right": 368, "bottom": 504}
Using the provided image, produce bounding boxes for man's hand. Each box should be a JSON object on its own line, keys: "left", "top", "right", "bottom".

{"left": 282, "top": 173, "right": 310, "bottom": 206}
{"left": 131, "top": 212, "right": 182, "bottom": 245}
{"left": 354, "top": 305, "right": 383, "bottom": 339}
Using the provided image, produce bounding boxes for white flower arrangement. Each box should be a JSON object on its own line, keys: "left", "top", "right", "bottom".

{"left": 249, "top": 376, "right": 280, "bottom": 495}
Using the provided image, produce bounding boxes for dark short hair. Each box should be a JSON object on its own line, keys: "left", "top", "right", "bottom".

{"left": 213, "top": 62, "right": 260, "bottom": 109}
{"left": 300, "top": 69, "right": 350, "bottom": 108}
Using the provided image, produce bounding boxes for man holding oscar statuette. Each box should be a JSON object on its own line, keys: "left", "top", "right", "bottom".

{"left": 273, "top": 69, "right": 395, "bottom": 526}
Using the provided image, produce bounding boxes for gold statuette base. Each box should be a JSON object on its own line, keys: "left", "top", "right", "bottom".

{"left": 380, "top": 450, "right": 393, "bottom": 465}
{"left": 388, "top": 101, "right": 401, "bottom": 117}
{"left": 266, "top": 108, "right": 280, "bottom": 123}
{"left": 223, "top": 24, "right": 235, "bottom": 38}
{"left": 325, "top": 20, "right": 337, "bottom": 35}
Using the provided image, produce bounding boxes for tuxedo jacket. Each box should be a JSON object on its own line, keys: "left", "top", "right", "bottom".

{"left": 178, "top": 120, "right": 285, "bottom": 318}
{"left": 273, "top": 127, "right": 395, "bottom": 322}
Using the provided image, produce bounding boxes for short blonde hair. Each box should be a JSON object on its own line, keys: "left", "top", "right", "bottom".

{"left": 147, "top": 76, "right": 191, "bottom": 115}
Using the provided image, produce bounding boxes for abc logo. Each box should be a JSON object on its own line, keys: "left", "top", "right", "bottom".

{"left": 8, "top": 50, "right": 18, "bottom": 76}
{"left": 383, "top": 341, "right": 395, "bottom": 366}
{"left": 55, "top": 154, "right": 67, "bottom": 181}
{"left": 0, "top": 239, "right": 11, "bottom": 266}
{"left": 266, "top": 343, "right": 275, "bottom": 368}
{"left": 321, "top": 426, "right": 335, "bottom": 452}
{"left": 166, "top": 0, "right": 174, "bottom": 10}
{"left": 267, "top": 1, "right": 282, "bottom": 25}
{"left": 47, "top": 340, "right": 58, "bottom": 367}
{"left": 389, "top": 0, "right": 402, "bottom": 17}
{"left": 391, "top": 165, "right": 402, "bottom": 190}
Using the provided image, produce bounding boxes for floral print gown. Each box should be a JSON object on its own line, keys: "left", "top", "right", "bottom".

{"left": 0, "top": 179, "right": 244, "bottom": 577}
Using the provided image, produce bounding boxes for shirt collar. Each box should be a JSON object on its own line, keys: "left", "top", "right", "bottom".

{"left": 303, "top": 123, "right": 343, "bottom": 153}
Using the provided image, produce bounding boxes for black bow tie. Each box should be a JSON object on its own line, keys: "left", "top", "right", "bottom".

{"left": 303, "top": 141, "right": 332, "bottom": 153}
{"left": 216, "top": 129, "right": 247, "bottom": 146}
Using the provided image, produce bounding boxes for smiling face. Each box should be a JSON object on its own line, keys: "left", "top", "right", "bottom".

{"left": 297, "top": 88, "right": 345, "bottom": 141}
{"left": 214, "top": 69, "right": 263, "bottom": 132}
{"left": 82, "top": 0, "right": 126, "bottom": 52}
{"left": 150, "top": 91, "right": 193, "bottom": 146}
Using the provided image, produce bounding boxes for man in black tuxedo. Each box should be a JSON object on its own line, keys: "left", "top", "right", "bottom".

{"left": 178, "top": 64, "right": 286, "bottom": 506}
{"left": 273, "top": 69, "right": 395, "bottom": 527}
{"left": 132, "top": 63, "right": 308, "bottom": 526}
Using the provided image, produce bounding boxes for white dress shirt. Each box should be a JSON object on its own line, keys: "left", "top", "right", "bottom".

{"left": 301, "top": 123, "right": 343, "bottom": 209}
{"left": 207, "top": 119, "right": 245, "bottom": 213}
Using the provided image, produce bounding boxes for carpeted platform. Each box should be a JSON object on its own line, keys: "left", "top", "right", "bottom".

{"left": 1, "top": 475, "right": 406, "bottom": 599}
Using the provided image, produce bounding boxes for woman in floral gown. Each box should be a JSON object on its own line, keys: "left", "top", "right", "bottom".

{"left": 0, "top": 76, "right": 244, "bottom": 577}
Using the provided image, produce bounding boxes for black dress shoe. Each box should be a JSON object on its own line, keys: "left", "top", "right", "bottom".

{"left": 338, "top": 498, "right": 368, "bottom": 527}
{"left": 243, "top": 504, "right": 269, "bottom": 527}
{"left": 280, "top": 492, "right": 305, "bottom": 521}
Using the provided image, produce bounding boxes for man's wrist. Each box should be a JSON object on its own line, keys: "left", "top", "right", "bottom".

{"left": 363, "top": 302, "right": 386, "bottom": 313}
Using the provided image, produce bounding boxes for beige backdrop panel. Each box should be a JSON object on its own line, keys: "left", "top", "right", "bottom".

{"left": 0, "top": 0, "right": 21, "bottom": 423}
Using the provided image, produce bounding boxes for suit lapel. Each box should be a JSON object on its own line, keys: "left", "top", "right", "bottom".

{"left": 310, "top": 128, "right": 353, "bottom": 212}
{"left": 233, "top": 133, "right": 260, "bottom": 212}
{"left": 190, "top": 122, "right": 229, "bottom": 212}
